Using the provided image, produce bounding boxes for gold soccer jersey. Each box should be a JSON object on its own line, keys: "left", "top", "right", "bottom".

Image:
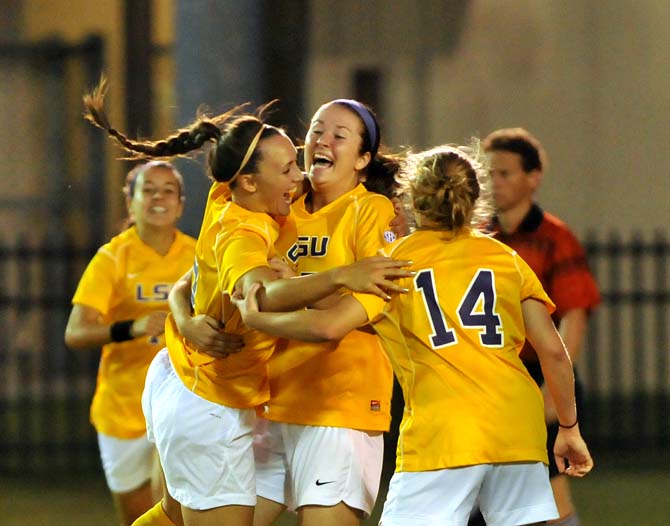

{"left": 355, "top": 229, "right": 555, "bottom": 471}
{"left": 267, "top": 184, "right": 397, "bottom": 431}
{"left": 166, "top": 182, "right": 280, "bottom": 408}
{"left": 72, "top": 227, "right": 196, "bottom": 438}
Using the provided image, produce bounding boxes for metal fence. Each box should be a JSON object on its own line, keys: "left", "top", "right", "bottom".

{"left": 0, "top": 232, "right": 668, "bottom": 474}
{"left": 0, "top": 238, "right": 100, "bottom": 473}
{"left": 581, "top": 232, "right": 670, "bottom": 450}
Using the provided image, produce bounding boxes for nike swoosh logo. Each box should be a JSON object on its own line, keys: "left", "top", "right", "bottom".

{"left": 315, "top": 479, "right": 336, "bottom": 486}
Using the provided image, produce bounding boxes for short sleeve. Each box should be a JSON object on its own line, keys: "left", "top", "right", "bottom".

{"left": 547, "top": 228, "right": 600, "bottom": 316}
{"left": 71, "top": 247, "right": 117, "bottom": 315}
{"left": 354, "top": 194, "right": 397, "bottom": 258}
{"left": 516, "top": 254, "right": 556, "bottom": 314}
{"left": 352, "top": 291, "right": 388, "bottom": 325}
{"left": 216, "top": 230, "right": 271, "bottom": 296}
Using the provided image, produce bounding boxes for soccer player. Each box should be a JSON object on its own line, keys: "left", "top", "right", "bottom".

{"left": 233, "top": 142, "right": 594, "bottom": 526}
{"left": 257, "top": 99, "right": 407, "bottom": 526}
{"left": 482, "top": 128, "right": 600, "bottom": 526}
{"left": 64, "top": 160, "right": 196, "bottom": 526}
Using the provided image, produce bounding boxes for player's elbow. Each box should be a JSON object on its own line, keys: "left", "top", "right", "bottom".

{"left": 538, "top": 342, "right": 572, "bottom": 368}
{"left": 64, "top": 320, "right": 94, "bottom": 350}
{"left": 64, "top": 327, "right": 84, "bottom": 349}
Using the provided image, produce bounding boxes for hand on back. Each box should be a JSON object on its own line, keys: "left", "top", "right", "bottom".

{"left": 336, "top": 255, "right": 414, "bottom": 300}
{"left": 179, "top": 314, "right": 244, "bottom": 359}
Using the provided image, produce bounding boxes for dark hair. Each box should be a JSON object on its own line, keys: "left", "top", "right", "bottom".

{"left": 360, "top": 153, "right": 404, "bottom": 199}
{"left": 482, "top": 127, "right": 546, "bottom": 173}
{"left": 206, "top": 118, "right": 282, "bottom": 185}
{"left": 83, "top": 76, "right": 284, "bottom": 186}
{"left": 330, "top": 99, "right": 404, "bottom": 200}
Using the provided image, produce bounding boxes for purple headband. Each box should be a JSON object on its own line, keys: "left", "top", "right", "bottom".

{"left": 331, "top": 99, "right": 379, "bottom": 155}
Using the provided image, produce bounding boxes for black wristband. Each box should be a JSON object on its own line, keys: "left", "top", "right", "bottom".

{"left": 110, "top": 320, "right": 135, "bottom": 342}
{"left": 558, "top": 418, "right": 579, "bottom": 429}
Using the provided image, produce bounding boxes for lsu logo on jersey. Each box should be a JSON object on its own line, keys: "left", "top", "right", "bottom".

{"left": 287, "top": 236, "right": 330, "bottom": 263}
{"left": 136, "top": 283, "right": 171, "bottom": 302}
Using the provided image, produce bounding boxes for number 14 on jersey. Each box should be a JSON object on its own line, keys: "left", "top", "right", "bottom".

{"left": 415, "top": 269, "right": 503, "bottom": 349}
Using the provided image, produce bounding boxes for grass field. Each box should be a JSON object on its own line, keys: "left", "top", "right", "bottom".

{"left": 5, "top": 449, "right": 669, "bottom": 525}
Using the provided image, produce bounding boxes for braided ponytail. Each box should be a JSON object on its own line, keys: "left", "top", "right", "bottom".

{"left": 83, "top": 76, "right": 224, "bottom": 159}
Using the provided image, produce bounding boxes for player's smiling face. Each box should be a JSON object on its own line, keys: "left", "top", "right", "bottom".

{"left": 251, "top": 133, "right": 303, "bottom": 217}
{"left": 128, "top": 166, "right": 184, "bottom": 228}
{"left": 304, "top": 102, "right": 371, "bottom": 194}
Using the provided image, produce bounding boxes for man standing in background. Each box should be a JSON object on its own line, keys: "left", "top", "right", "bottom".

{"left": 481, "top": 128, "right": 600, "bottom": 526}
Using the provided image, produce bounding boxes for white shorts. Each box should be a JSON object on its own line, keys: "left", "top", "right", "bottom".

{"left": 143, "top": 348, "right": 257, "bottom": 510}
{"left": 254, "top": 418, "right": 384, "bottom": 517}
{"left": 380, "top": 463, "right": 558, "bottom": 526}
{"left": 97, "top": 432, "right": 155, "bottom": 493}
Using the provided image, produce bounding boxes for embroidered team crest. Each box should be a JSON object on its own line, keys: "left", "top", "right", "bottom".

{"left": 370, "top": 400, "right": 381, "bottom": 412}
{"left": 383, "top": 230, "right": 396, "bottom": 243}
